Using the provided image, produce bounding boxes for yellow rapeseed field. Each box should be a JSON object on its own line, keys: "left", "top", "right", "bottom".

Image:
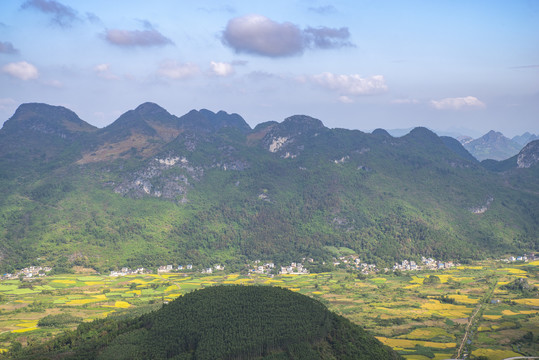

{"left": 496, "top": 268, "right": 527, "bottom": 275}
{"left": 399, "top": 327, "right": 455, "bottom": 340}
{"left": 12, "top": 321, "right": 38, "bottom": 333}
{"left": 376, "top": 336, "right": 456, "bottom": 349}
{"left": 128, "top": 279, "right": 148, "bottom": 284}
{"left": 165, "top": 285, "right": 178, "bottom": 292}
{"left": 513, "top": 298, "right": 539, "bottom": 306}
{"left": 421, "top": 299, "right": 472, "bottom": 318}
{"left": 114, "top": 301, "right": 130, "bottom": 308}
{"left": 52, "top": 279, "right": 76, "bottom": 284}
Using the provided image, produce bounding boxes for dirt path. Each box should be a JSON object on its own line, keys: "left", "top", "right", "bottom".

{"left": 454, "top": 279, "right": 497, "bottom": 359}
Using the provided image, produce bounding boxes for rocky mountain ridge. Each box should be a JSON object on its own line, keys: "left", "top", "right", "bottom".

{"left": 0, "top": 102, "right": 537, "bottom": 271}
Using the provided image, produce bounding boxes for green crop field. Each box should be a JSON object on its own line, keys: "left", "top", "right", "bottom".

{"left": 0, "top": 260, "right": 536, "bottom": 358}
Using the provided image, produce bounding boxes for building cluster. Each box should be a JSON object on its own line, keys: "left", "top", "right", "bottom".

{"left": 110, "top": 267, "right": 148, "bottom": 277}
{"left": 502, "top": 253, "right": 536, "bottom": 263}
{"left": 279, "top": 262, "right": 309, "bottom": 275}
{"left": 249, "top": 261, "right": 276, "bottom": 275}
{"left": 201, "top": 264, "right": 224, "bottom": 274}
{"left": 158, "top": 264, "right": 223, "bottom": 274}
{"left": 333, "top": 255, "right": 377, "bottom": 274}
{"left": 393, "top": 256, "right": 458, "bottom": 272}
{"left": 2, "top": 266, "right": 52, "bottom": 280}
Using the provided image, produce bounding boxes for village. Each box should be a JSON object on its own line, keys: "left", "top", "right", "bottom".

{"left": 0, "top": 266, "right": 52, "bottom": 280}
{"left": 1, "top": 253, "right": 535, "bottom": 280}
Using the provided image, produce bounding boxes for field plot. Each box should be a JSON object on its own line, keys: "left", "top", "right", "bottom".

{"left": 0, "top": 261, "right": 536, "bottom": 359}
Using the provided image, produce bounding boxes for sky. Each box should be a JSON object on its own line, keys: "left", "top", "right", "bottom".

{"left": 0, "top": 0, "right": 538, "bottom": 138}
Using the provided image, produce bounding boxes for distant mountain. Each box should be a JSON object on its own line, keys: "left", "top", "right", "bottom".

{"left": 0, "top": 102, "right": 537, "bottom": 272}
{"left": 512, "top": 132, "right": 539, "bottom": 146}
{"left": 462, "top": 130, "right": 522, "bottom": 161}
{"left": 13, "top": 286, "right": 402, "bottom": 360}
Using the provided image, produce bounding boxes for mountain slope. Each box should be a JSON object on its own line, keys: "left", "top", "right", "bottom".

{"left": 11, "top": 286, "right": 403, "bottom": 360}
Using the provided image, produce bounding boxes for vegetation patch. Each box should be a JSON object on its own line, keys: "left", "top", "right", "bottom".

{"left": 77, "top": 276, "right": 104, "bottom": 281}
{"left": 471, "top": 348, "right": 522, "bottom": 360}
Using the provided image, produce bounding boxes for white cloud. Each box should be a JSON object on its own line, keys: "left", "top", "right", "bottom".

{"left": 338, "top": 96, "right": 354, "bottom": 103}
{"left": 310, "top": 73, "right": 388, "bottom": 95}
{"left": 2, "top": 61, "right": 39, "bottom": 80}
{"left": 94, "top": 63, "right": 119, "bottom": 80}
{"left": 430, "top": 96, "right": 485, "bottom": 110}
{"left": 210, "top": 61, "right": 235, "bottom": 77}
{"left": 157, "top": 60, "right": 199, "bottom": 80}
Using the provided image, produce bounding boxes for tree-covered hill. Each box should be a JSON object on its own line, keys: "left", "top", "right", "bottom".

{"left": 7, "top": 285, "right": 403, "bottom": 360}
{"left": 0, "top": 103, "right": 537, "bottom": 272}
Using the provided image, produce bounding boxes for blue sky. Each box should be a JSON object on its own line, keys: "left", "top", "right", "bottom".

{"left": 0, "top": 0, "right": 538, "bottom": 137}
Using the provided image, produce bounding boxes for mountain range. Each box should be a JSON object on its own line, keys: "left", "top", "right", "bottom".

{"left": 387, "top": 128, "right": 537, "bottom": 162}
{"left": 0, "top": 102, "right": 537, "bottom": 272}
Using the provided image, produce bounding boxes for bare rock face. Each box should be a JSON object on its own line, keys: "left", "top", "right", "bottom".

{"left": 517, "top": 140, "right": 539, "bottom": 168}
{"left": 113, "top": 155, "right": 203, "bottom": 202}
{"left": 262, "top": 115, "right": 325, "bottom": 158}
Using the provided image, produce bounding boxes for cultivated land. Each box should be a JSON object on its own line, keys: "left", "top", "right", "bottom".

{"left": 0, "top": 260, "right": 537, "bottom": 359}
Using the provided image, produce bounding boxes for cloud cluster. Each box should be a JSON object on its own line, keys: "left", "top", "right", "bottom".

{"left": 21, "top": 0, "right": 79, "bottom": 27}
{"left": 105, "top": 28, "right": 173, "bottom": 47}
{"left": 430, "top": 96, "right": 485, "bottom": 110}
{"left": 210, "top": 61, "right": 235, "bottom": 77}
{"left": 221, "top": 14, "right": 353, "bottom": 57}
{"left": 310, "top": 73, "right": 388, "bottom": 96}
{"left": 304, "top": 27, "right": 353, "bottom": 49}
{"left": 308, "top": 5, "right": 337, "bottom": 15}
{"left": 94, "top": 63, "right": 119, "bottom": 80}
{"left": 0, "top": 41, "right": 19, "bottom": 54}
{"left": 157, "top": 61, "right": 199, "bottom": 80}
{"left": 2, "top": 61, "right": 39, "bottom": 80}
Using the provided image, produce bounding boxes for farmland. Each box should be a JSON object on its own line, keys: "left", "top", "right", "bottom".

{"left": 0, "top": 261, "right": 537, "bottom": 359}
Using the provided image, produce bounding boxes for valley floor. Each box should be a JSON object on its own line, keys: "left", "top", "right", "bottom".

{"left": 0, "top": 260, "right": 537, "bottom": 359}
